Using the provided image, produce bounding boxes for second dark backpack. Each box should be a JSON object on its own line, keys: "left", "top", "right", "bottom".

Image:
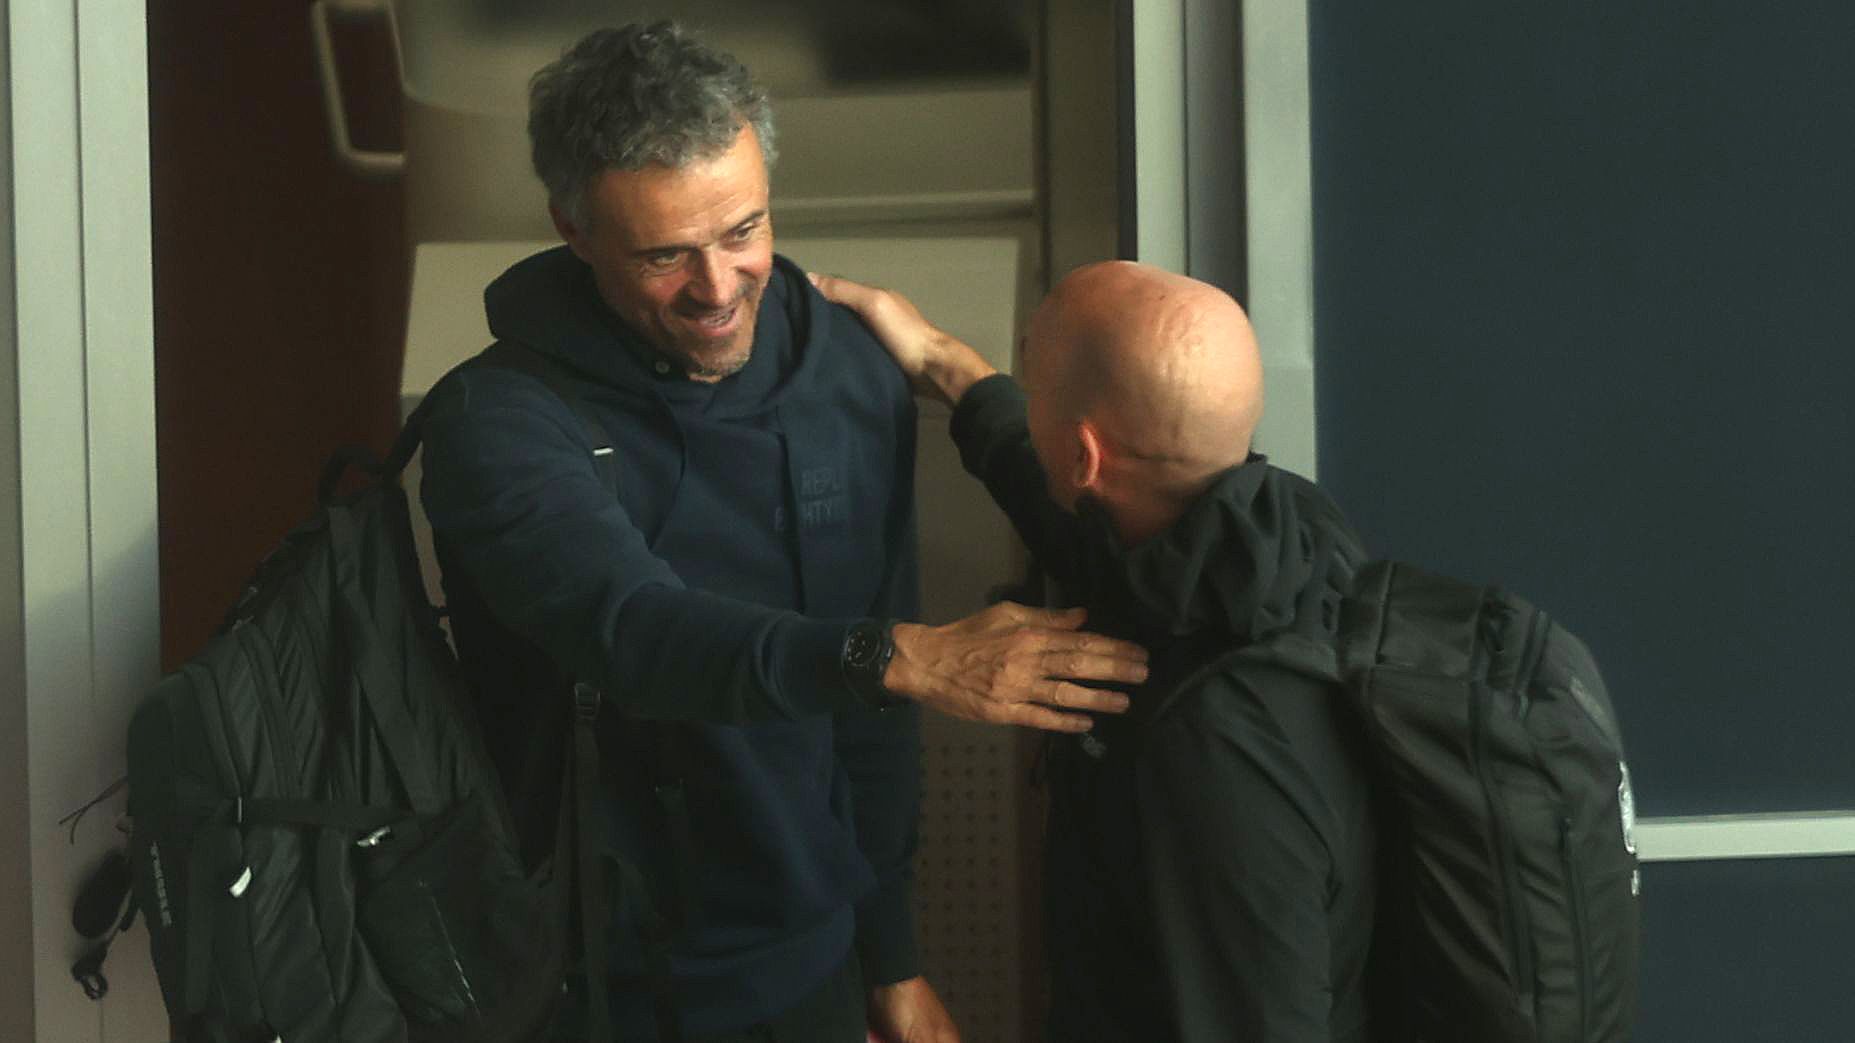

{"left": 124, "top": 345, "right": 643, "bottom": 1043}
{"left": 1155, "top": 557, "right": 1642, "bottom": 1042}
{"left": 125, "top": 423, "right": 584, "bottom": 1043}
{"left": 1337, "top": 560, "right": 1641, "bottom": 1043}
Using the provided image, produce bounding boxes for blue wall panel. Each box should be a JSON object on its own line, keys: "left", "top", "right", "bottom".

{"left": 1636, "top": 859, "right": 1855, "bottom": 1041}
{"left": 1307, "top": 1, "right": 1855, "bottom": 818}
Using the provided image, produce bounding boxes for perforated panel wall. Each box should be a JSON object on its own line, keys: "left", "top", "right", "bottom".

{"left": 903, "top": 401, "right": 1034, "bottom": 1038}
{"left": 914, "top": 714, "right": 1026, "bottom": 1040}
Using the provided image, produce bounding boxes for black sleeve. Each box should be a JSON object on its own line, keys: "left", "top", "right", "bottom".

{"left": 946, "top": 374, "right": 1094, "bottom": 593}
{"left": 420, "top": 367, "right": 858, "bottom": 723}
{"left": 1134, "top": 683, "right": 1339, "bottom": 1042}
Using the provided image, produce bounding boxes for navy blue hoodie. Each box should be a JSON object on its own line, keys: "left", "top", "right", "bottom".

{"left": 419, "top": 246, "right": 922, "bottom": 1035}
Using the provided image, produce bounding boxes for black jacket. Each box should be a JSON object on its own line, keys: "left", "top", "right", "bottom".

{"left": 951, "top": 375, "right": 1377, "bottom": 1042}
{"left": 420, "top": 247, "right": 922, "bottom": 1036}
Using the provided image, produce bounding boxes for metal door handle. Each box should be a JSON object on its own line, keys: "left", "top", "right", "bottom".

{"left": 309, "top": 0, "right": 406, "bottom": 180}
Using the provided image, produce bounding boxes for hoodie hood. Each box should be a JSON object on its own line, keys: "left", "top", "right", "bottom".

{"left": 1071, "top": 459, "right": 1366, "bottom": 647}
{"left": 482, "top": 245, "right": 833, "bottom": 417}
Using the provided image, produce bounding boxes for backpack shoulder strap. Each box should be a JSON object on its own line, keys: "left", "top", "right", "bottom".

{"left": 317, "top": 340, "right": 617, "bottom": 505}
{"left": 467, "top": 340, "right": 681, "bottom": 1042}
{"left": 472, "top": 341, "right": 620, "bottom": 494}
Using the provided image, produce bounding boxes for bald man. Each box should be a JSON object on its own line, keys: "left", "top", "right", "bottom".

{"left": 814, "top": 264, "right": 1378, "bottom": 1043}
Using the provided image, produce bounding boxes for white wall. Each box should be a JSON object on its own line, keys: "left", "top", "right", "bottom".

{"left": 1238, "top": 0, "right": 1317, "bottom": 477}
{"left": 1, "top": 6, "right": 31, "bottom": 1039}
{"left": 1127, "top": 0, "right": 1187, "bottom": 273}
{"left": 4, "top": 0, "right": 163, "bottom": 1038}
{"left": 1123, "top": 0, "right": 1318, "bottom": 478}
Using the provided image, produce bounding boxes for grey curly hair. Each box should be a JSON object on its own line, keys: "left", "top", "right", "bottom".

{"left": 528, "top": 21, "right": 778, "bottom": 229}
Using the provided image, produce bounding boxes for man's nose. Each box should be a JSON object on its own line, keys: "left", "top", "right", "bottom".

{"left": 686, "top": 249, "right": 736, "bottom": 306}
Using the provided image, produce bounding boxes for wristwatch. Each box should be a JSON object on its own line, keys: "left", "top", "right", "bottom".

{"left": 841, "top": 619, "right": 906, "bottom": 709}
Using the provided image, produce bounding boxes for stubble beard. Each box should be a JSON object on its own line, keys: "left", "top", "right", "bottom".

{"left": 673, "top": 285, "right": 762, "bottom": 382}
{"left": 687, "top": 347, "right": 752, "bottom": 381}
{"left": 675, "top": 311, "right": 756, "bottom": 381}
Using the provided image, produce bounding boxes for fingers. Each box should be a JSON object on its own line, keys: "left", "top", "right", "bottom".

{"left": 973, "top": 601, "right": 1149, "bottom": 691}
{"left": 807, "top": 270, "right": 872, "bottom": 307}
{"left": 1043, "top": 648, "right": 1148, "bottom": 688}
{"left": 808, "top": 270, "right": 894, "bottom": 317}
{"left": 892, "top": 611, "right": 1148, "bottom": 732}
{"left": 1035, "top": 604, "right": 1088, "bottom": 630}
{"left": 988, "top": 601, "right": 1086, "bottom": 629}
{"left": 1005, "top": 701, "right": 1097, "bottom": 734}
{"left": 1011, "top": 616, "right": 1148, "bottom": 671}
{"left": 808, "top": 270, "right": 930, "bottom": 336}
{"left": 1041, "top": 679, "right": 1131, "bottom": 715}
{"left": 1055, "top": 630, "right": 1148, "bottom": 665}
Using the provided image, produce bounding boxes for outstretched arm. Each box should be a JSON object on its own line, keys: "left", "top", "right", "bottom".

{"left": 813, "top": 272, "right": 1096, "bottom": 598}
{"left": 425, "top": 341, "right": 1141, "bottom": 733}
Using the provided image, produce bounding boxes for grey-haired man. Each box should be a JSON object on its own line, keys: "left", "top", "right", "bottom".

{"left": 419, "top": 22, "right": 1147, "bottom": 1043}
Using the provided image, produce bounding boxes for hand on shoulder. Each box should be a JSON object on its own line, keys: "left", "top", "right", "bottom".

{"left": 809, "top": 272, "right": 999, "bottom": 409}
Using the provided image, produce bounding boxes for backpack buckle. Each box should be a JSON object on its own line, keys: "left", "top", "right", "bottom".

{"left": 71, "top": 944, "right": 109, "bottom": 1000}
{"left": 572, "top": 682, "right": 601, "bottom": 723}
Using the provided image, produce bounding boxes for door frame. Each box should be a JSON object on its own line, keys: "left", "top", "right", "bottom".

{"left": 4, "top": 0, "right": 164, "bottom": 1037}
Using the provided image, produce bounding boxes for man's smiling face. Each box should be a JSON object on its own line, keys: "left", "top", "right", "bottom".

{"left": 554, "top": 123, "right": 774, "bottom": 381}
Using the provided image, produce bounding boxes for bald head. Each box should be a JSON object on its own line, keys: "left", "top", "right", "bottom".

{"left": 1023, "top": 261, "right": 1264, "bottom": 528}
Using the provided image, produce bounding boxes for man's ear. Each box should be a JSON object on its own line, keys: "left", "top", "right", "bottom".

{"left": 549, "top": 203, "right": 592, "bottom": 262}
{"left": 1074, "top": 419, "right": 1106, "bottom": 496}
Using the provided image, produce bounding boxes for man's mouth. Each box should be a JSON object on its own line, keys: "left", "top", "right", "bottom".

{"left": 683, "top": 303, "right": 741, "bottom": 335}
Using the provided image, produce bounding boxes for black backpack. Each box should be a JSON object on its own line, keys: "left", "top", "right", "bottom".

{"left": 1337, "top": 560, "right": 1640, "bottom": 1042}
{"left": 123, "top": 346, "right": 654, "bottom": 1043}
{"left": 1144, "top": 559, "right": 1640, "bottom": 1042}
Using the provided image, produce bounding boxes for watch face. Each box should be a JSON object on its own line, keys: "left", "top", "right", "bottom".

{"left": 846, "top": 627, "right": 880, "bottom": 668}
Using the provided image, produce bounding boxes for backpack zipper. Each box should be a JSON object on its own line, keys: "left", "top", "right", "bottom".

{"left": 1512, "top": 608, "right": 1552, "bottom": 715}
{"left": 1470, "top": 650, "right": 1536, "bottom": 1004}
{"left": 1560, "top": 816, "right": 1593, "bottom": 1040}
{"left": 233, "top": 621, "right": 305, "bottom": 800}
{"left": 186, "top": 654, "right": 266, "bottom": 1029}
{"left": 187, "top": 661, "right": 247, "bottom": 805}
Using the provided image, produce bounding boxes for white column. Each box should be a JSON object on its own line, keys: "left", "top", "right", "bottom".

{"left": 1128, "top": 0, "right": 1188, "bottom": 273}
{"left": 1182, "top": 0, "right": 1245, "bottom": 299}
{"left": 0, "top": 3, "right": 30, "bottom": 1037}
{"left": 4, "top": 0, "right": 162, "bottom": 1038}
{"left": 1241, "top": 0, "right": 1318, "bottom": 478}
{"left": 1127, "top": 0, "right": 1318, "bottom": 477}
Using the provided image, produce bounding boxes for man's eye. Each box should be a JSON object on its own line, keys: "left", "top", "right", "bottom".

{"left": 641, "top": 252, "right": 682, "bottom": 273}
{"left": 725, "top": 224, "right": 759, "bottom": 245}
